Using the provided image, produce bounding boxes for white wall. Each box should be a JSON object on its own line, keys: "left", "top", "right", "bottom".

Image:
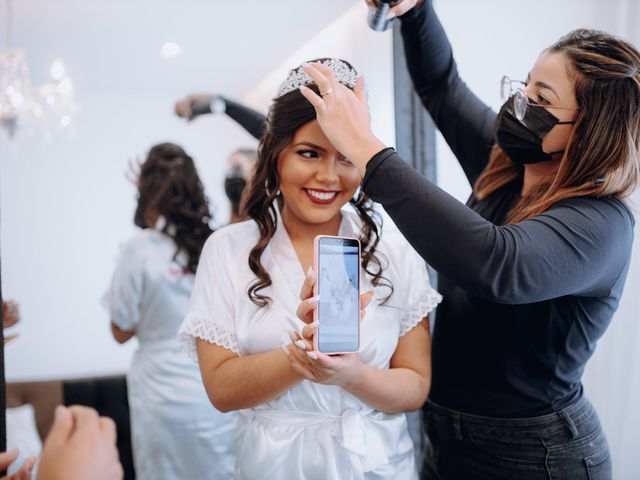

{"left": 0, "top": 0, "right": 362, "bottom": 381}
{"left": 432, "top": 1, "right": 640, "bottom": 477}
{"left": 242, "top": 3, "right": 395, "bottom": 148}
{"left": 0, "top": 92, "right": 257, "bottom": 380}
{"left": 0, "top": 2, "right": 392, "bottom": 381}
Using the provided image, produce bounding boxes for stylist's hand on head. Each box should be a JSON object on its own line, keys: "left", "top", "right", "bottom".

{"left": 364, "top": 0, "right": 422, "bottom": 18}
{"left": 37, "top": 406, "right": 123, "bottom": 480}
{"left": 299, "top": 63, "right": 387, "bottom": 178}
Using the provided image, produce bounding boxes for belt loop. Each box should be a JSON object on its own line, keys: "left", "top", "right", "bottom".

{"left": 559, "top": 409, "right": 578, "bottom": 439}
{"left": 453, "top": 414, "right": 463, "bottom": 441}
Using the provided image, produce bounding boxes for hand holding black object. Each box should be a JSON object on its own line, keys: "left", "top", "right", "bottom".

{"left": 174, "top": 93, "right": 215, "bottom": 121}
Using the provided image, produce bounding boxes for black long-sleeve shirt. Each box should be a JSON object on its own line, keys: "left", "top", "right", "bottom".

{"left": 361, "top": 0, "right": 635, "bottom": 417}
{"left": 222, "top": 96, "right": 265, "bottom": 140}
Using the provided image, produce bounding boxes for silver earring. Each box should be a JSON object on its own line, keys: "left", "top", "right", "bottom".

{"left": 264, "top": 179, "right": 280, "bottom": 198}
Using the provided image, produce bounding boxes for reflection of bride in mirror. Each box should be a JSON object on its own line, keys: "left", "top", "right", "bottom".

{"left": 179, "top": 59, "right": 442, "bottom": 479}
{"left": 104, "top": 143, "right": 235, "bottom": 479}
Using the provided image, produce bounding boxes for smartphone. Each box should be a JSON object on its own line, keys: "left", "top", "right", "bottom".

{"left": 313, "top": 235, "right": 361, "bottom": 354}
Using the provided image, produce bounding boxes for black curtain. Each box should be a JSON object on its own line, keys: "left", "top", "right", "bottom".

{"left": 393, "top": 22, "right": 437, "bottom": 466}
{"left": 392, "top": 19, "right": 439, "bottom": 295}
{"left": 392, "top": 25, "right": 436, "bottom": 181}
{"left": 1, "top": 216, "right": 7, "bottom": 457}
{"left": 392, "top": 22, "right": 438, "bottom": 310}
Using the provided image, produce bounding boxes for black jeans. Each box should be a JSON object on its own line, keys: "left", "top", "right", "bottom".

{"left": 421, "top": 396, "right": 611, "bottom": 480}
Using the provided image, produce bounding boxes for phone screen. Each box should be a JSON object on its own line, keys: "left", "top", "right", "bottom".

{"left": 317, "top": 236, "right": 360, "bottom": 353}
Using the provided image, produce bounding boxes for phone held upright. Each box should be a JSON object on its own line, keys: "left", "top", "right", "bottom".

{"left": 313, "top": 235, "right": 361, "bottom": 354}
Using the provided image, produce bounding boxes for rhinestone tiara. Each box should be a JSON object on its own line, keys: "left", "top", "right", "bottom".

{"left": 274, "top": 58, "right": 358, "bottom": 99}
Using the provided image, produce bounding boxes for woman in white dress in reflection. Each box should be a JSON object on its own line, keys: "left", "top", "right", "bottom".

{"left": 178, "top": 59, "right": 441, "bottom": 480}
{"left": 106, "top": 143, "right": 235, "bottom": 479}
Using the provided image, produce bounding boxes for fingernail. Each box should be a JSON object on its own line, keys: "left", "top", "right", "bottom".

{"left": 307, "top": 351, "right": 318, "bottom": 360}
{"left": 308, "top": 321, "right": 318, "bottom": 329}
{"left": 288, "top": 330, "right": 298, "bottom": 343}
{"left": 306, "top": 266, "right": 313, "bottom": 279}
{"left": 295, "top": 340, "right": 308, "bottom": 350}
{"left": 306, "top": 295, "right": 320, "bottom": 305}
{"left": 54, "top": 405, "right": 66, "bottom": 420}
{"left": 281, "top": 344, "right": 290, "bottom": 357}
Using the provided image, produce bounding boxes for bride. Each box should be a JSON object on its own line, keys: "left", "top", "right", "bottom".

{"left": 179, "top": 58, "right": 441, "bottom": 480}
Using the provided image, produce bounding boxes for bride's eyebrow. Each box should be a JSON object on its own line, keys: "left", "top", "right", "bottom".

{"left": 292, "top": 141, "right": 326, "bottom": 152}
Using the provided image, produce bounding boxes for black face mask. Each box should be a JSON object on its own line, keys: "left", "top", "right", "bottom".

{"left": 224, "top": 175, "right": 247, "bottom": 205}
{"left": 494, "top": 96, "right": 575, "bottom": 165}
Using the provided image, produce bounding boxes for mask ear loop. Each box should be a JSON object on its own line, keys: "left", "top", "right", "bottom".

{"left": 547, "top": 118, "right": 577, "bottom": 156}
{"left": 534, "top": 111, "right": 577, "bottom": 160}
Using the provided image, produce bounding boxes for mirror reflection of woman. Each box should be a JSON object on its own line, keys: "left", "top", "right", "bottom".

{"left": 179, "top": 59, "right": 442, "bottom": 479}
{"left": 297, "top": 1, "right": 640, "bottom": 478}
{"left": 105, "top": 143, "right": 235, "bottom": 480}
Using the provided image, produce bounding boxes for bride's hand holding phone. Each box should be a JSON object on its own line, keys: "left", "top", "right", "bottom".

{"left": 295, "top": 267, "right": 374, "bottom": 331}
{"left": 285, "top": 333, "right": 365, "bottom": 388}
{"left": 284, "top": 268, "right": 375, "bottom": 387}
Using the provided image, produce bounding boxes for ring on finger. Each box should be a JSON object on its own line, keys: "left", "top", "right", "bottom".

{"left": 321, "top": 88, "right": 333, "bottom": 97}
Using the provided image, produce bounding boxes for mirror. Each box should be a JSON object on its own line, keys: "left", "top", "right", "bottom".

{"left": 0, "top": 0, "right": 396, "bottom": 476}
{"left": 0, "top": 0, "right": 394, "bottom": 381}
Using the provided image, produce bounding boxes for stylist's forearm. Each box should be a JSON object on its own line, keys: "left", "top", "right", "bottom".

{"left": 350, "top": 137, "right": 388, "bottom": 178}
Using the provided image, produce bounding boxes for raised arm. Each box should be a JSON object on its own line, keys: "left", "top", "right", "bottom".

{"left": 363, "top": 150, "right": 634, "bottom": 303}
{"left": 223, "top": 96, "right": 266, "bottom": 140}
{"left": 174, "top": 93, "right": 266, "bottom": 140}
{"left": 399, "top": 0, "right": 497, "bottom": 184}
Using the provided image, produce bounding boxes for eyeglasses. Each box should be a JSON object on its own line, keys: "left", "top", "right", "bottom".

{"left": 500, "top": 75, "right": 578, "bottom": 122}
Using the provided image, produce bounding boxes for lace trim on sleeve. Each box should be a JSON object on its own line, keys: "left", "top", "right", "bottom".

{"left": 178, "top": 313, "right": 240, "bottom": 360}
{"left": 399, "top": 288, "right": 443, "bottom": 337}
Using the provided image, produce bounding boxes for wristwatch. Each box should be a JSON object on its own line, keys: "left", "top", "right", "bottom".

{"left": 210, "top": 95, "right": 227, "bottom": 115}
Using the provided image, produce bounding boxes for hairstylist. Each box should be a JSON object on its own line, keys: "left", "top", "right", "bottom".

{"left": 298, "top": 1, "right": 640, "bottom": 478}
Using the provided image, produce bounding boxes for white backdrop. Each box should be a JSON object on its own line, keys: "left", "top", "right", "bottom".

{"left": 0, "top": 2, "right": 393, "bottom": 380}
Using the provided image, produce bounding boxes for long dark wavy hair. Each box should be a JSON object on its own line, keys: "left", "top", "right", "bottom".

{"left": 134, "top": 142, "right": 214, "bottom": 273}
{"left": 475, "top": 29, "right": 640, "bottom": 223}
{"left": 241, "top": 59, "right": 393, "bottom": 308}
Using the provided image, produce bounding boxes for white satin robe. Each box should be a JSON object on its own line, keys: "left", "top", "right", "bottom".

{"left": 179, "top": 209, "right": 442, "bottom": 480}
{"left": 106, "top": 228, "right": 236, "bottom": 479}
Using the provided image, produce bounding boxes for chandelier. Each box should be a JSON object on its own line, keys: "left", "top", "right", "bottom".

{"left": 0, "top": 0, "right": 76, "bottom": 138}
